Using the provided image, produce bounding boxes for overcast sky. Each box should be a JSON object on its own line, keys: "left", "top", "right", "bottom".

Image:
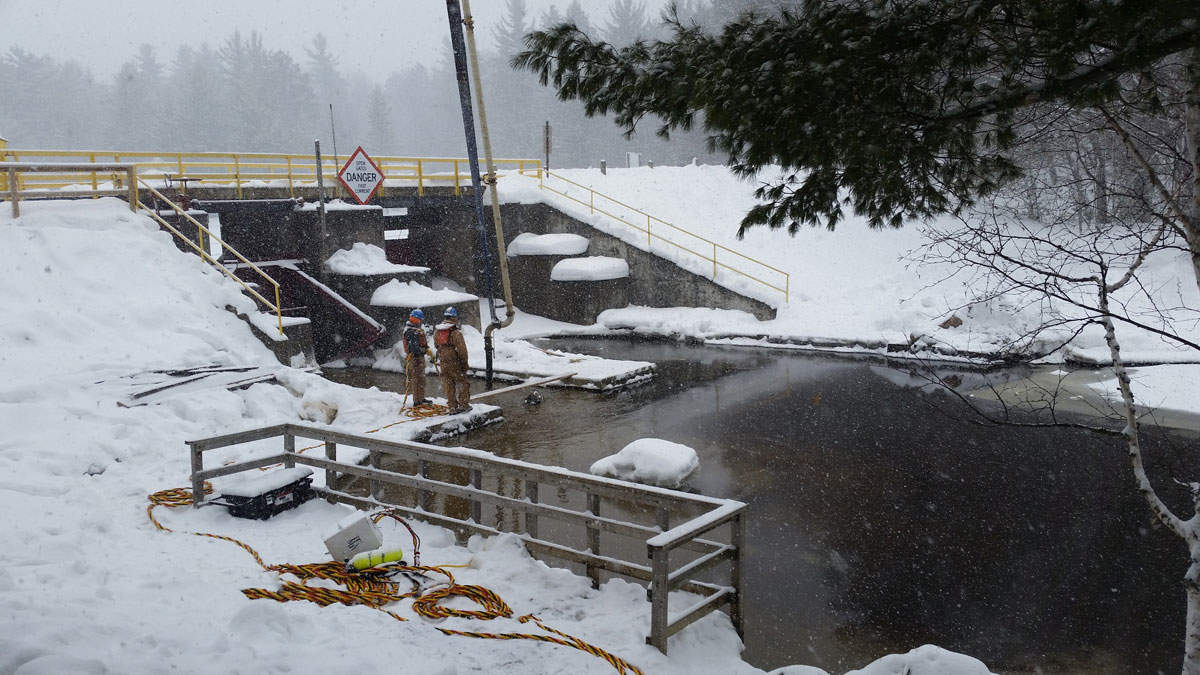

{"left": 0, "top": 0, "right": 670, "bottom": 82}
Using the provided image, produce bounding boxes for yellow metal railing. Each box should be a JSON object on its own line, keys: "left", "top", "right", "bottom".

{"left": 0, "top": 148, "right": 543, "bottom": 199}
{"left": 539, "top": 171, "right": 790, "bottom": 304}
{"left": 1, "top": 161, "right": 139, "bottom": 218}
{"left": 137, "top": 179, "right": 284, "bottom": 335}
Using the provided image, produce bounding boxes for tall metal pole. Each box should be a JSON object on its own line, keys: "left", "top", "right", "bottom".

{"left": 444, "top": 0, "right": 497, "bottom": 339}
{"left": 314, "top": 139, "right": 330, "bottom": 287}
{"left": 460, "top": 0, "right": 516, "bottom": 389}
{"left": 329, "top": 104, "right": 340, "bottom": 198}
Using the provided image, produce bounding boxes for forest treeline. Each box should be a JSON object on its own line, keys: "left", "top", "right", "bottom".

{"left": 0, "top": 0, "right": 775, "bottom": 168}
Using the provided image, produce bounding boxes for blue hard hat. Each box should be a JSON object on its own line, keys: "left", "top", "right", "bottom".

{"left": 409, "top": 309, "right": 424, "bottom": 320}
{"left": 444, "top": 307, "right": 458, "bottom": 317}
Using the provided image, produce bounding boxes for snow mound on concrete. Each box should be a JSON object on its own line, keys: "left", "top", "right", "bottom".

{"left": 370, "top": 279, "right": 477, "bottom": 307}
{"left": 551, "top": 256, "right": 630, "bottom": 281}
{"left": 326, "top": 242, "right": 428, "bottom": 275}
{"left": 508, "top": 232, "right": 589, "bottom": 256}
{"left": 844, "top": 645, "right": 996, "bottom": 675}
{"left": 590, "top": 438, "right": 699, "bottom": 488}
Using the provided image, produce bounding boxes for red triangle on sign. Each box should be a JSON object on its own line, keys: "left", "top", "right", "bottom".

{"left": 337, "top": 146, "right": 385, "bottom": 205}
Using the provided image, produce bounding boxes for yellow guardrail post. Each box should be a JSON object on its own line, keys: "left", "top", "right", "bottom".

{"left": 127, "top": 166, "right": 138, "bottom": 212}
{"left": 453, "top": 159, "right": 461, "bottom": 196}
{"left": 712, "top": 242, "right": 718, "bottom": 279}
{"left": 417, "top": 159, "right": 424, "bottom": 197}
{"left": 286, "top": 156, "right": 294, "bottom": 197}
{"left": 234, "top": 155, "right": 242, "bottom": 199}
{"left": 7, "top": 167, "right": 18, "bottom": 218}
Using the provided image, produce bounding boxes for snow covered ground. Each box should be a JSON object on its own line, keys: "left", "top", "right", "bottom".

{"left": 0, "top": 199, "right": 760, "bottom": 675}
{"left": 10, "top": 156, "right": 1196, "bottom": 673}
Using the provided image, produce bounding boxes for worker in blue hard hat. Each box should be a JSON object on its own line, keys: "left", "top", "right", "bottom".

{"left": 434, "top": 306, "right": 471, "bottom": 414}
{"left": 401, "top": 308, "right": 432, "bottom": 406}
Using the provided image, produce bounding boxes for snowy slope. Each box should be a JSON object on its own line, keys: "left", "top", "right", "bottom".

{"left": 0, "top": 199, "right": 773, "bottom": 675}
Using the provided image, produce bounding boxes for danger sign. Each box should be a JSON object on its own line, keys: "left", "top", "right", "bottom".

{"left": 337, "top": 146, "right": 385, "bottom": 205}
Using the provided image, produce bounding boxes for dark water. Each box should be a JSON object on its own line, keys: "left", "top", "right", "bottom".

{"left": 324, "top": 339, "right": 1197, "bottom": 675}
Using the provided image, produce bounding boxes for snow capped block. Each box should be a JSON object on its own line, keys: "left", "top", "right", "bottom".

{"left": 370, "top": 279, "right": 477, "bottom": 307}
{"left": 221, "top": 466, "right": 313, "bottom": 498}
{"left": 550, "top": 256, "right": 630, "bottom": 282}
{"left": 326, "top": 242, "right": 429, "bottom": 275}
{"left": 843, "top": 645, "right": 996, "bottom": 675}
{"left": 508, "top": 232, "right": 590, "bottom": 257}
{"left": 589, "top": 438, "right": 699, "bottom": 489}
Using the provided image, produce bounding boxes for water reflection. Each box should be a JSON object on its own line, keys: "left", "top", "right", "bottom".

{"left": 323, "top": 339, "right": 1190, "bottom": 674}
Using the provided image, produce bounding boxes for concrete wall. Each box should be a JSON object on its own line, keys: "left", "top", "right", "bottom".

{"left": 193, "top": 200, "right": 387, "bottom": 268}
{"left": 155, "top": 210, "right": 210, "bottom": 255}
{"left": 499, "top": 203, "right": 777, "bottom": 321}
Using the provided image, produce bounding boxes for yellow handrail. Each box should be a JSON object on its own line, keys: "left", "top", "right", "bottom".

{"left": 539, "top": 170, "right": 790, "bottom": 304}
{"left": 1, "top": 148, "right": 543, "bottom": 198}
{"left": 137, "top": 179, "right": 284, "bottom": 335}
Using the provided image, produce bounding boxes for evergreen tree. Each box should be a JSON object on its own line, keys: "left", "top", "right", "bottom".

{"left": 562, "top": 1, "right": 595, "bottom": 37}
{"left": 602, "top": 0, "right": 652, "bottom": 46}
{"left": 493, "top": 0, "right": 531, "bottom": 58}
{"left": 107, "top": 45, "right": 166, "bottom": 149}
{"left": 163, "top": 44, "right": 227, "bottom": 151}
{"left": 513, "top": 0, "right": 1200, "bottom": 233}
{"left": 366, "top": 84, "right": 396, "bottom": 153}
{"left": 539, "top": 5, "right": 564, "bottom": 30}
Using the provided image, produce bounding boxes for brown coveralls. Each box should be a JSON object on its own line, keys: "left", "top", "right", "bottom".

{"left": 401, "top": 320, "right": 429, "bottom": 404}
{"left": 434, "top": 320, "right": 470, "bottom": 412}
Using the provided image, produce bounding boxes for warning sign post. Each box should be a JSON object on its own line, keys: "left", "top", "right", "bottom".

{"left": 337, "top": 146, "right": 385, "bottom": 205}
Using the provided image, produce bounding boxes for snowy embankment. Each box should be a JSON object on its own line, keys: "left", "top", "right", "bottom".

{"left": 0, "top": 199, "right": 763, "bottom": 675}
{"left": 495, "top": 164, "right": 1200, "bottom": 419}
{"left": 497, "top": 165, "right": 1200, "bottom": 362}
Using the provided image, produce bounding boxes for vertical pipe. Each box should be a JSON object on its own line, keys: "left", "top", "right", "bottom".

{"left": 314, "top": 140, "right": 330, "bottom": 289}
{"left": 444, "top": 0, "right": 497, "bottom": 330}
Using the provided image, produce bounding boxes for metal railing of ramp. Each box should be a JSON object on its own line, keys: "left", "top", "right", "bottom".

{"left": 136, "top": 179, "right": 285, "bottom": 335}
{"left": 538, "top": 170, "right": 790, "bottom": 305}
